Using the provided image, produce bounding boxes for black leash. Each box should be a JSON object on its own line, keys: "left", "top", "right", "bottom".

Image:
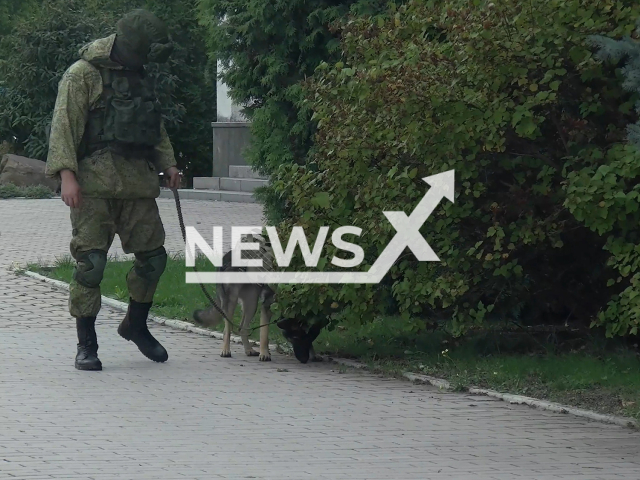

{"left": 171, "top": 188, "right": 276, "bottom": 335}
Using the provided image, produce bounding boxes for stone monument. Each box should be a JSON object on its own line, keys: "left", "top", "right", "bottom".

{"left": 212, "top": 59, "right": 252, "bottom": 178}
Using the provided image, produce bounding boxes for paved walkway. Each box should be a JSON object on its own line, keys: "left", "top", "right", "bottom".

{"left": 0, "top": 197, "right": 639, "bottom": 480}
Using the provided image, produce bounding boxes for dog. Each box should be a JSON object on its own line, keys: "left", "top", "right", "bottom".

{"left": 192, "top": 246, "right": 275, "bottom": 361}
{"left": 192, "top": 233, "right": 326, "bottom": 363}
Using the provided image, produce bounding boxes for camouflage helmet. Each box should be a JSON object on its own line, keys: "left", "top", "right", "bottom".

{"left": 112, "top": 9, "right": 174, "bottom": 68}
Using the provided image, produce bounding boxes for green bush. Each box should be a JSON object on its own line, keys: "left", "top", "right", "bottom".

{"left": 266, "top": 0, "right": 640, "bottom": 338}
{"left": 0, "top": 0, "right": 37, "bottom": 41}
{"left": 0, "top": 0, "right": 215, "bottom": 178}
{"left": 0, "top": 0, "right": 112, "bottom": 160}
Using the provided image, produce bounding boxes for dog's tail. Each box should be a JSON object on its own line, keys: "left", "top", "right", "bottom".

{"left": 193, "top": 305, "right": 224, "bottom": 328}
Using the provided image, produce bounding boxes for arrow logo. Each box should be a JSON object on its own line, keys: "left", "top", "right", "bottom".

{"left": 186, "top": 170, "right": 455, "bottom": 284}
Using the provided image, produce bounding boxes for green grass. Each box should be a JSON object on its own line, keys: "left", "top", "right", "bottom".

{"left": 0, "top": 183, "right": 54, "bottom": 199}
{"left": 29, "top": 256, "right": 640, "bottom": 422}
{"left": 28, "top": 254, "right": 287, "bottom": 345}
{"left": 314, "top": 317, "right": 640, "bottom": 420}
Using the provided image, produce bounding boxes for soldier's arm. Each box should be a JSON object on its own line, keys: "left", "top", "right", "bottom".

{"left": 153, "top": 121, "right": 177, "bottom": 173}
{"left": 45, "top": 67, "right": 92, "bottom": 180}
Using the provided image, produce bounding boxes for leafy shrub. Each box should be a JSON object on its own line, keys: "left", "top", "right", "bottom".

{"left": 0, "top": 0, "right": 37, "bottom": 41}
{"left": 0, "top": 0, "right": 215, "bottom": 178}
{"left": 266, "top": 0, "right": 640, "bottom": 338}
{"left": 0, "top": 0, "right": 112, "bottom": 160}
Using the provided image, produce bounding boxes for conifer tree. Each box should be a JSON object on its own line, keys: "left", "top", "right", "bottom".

{"left": 590, "top": 19, "right": 640, "bottom": 148}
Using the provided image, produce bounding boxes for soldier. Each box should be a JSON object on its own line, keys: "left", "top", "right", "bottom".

{"left": 45, "top": 9, "right": 181, "bottom": 371}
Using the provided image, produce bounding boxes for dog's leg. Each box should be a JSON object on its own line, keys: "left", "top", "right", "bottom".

{"left": 238, "top": 290, "right": 259, "bottom": 357}
{"left": 221, "top": 291, "right": 238, "bottom": 358}
{"left": 258, "top": 299, "right": 272, "bottom": 362}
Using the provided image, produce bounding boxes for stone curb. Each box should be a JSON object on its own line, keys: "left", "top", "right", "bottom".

{"left": 21, "top": 270, "right": 640, "bottom": 430}
{"left": 22, "top": 270, "right": 278, "bottom": 351}
{"left": 331, "top": 361, "right": 639, "bottom": 430}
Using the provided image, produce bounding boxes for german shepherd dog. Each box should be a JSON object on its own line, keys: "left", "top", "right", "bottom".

{"left": 192, "top": 248, "right": 275, "bottom": 361}
{"left": 192, "top": 235, "right": 325, "bottom": 363}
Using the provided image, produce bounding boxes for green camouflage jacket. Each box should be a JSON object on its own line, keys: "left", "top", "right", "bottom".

{"left": 45, "top": 34, "right": 176, "bottom": 199}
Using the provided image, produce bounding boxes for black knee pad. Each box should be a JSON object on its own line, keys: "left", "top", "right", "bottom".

{"left": 74, "top": 250, "right": 108, "bottom": 288}
{"left": 134, "top": 246, "right": 168, "bottom": 283}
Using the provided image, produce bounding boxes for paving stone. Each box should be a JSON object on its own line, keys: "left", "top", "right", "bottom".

{"left": 0, "top": 198, "right": 639, "bottom": 479}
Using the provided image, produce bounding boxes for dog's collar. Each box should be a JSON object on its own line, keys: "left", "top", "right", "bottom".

{"left": 220, "top": 264, "right": 265, "bottom": 287}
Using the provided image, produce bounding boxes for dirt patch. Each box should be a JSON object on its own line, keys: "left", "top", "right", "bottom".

{"left": 549, "top": 389, "right": 635, "bottom": 417}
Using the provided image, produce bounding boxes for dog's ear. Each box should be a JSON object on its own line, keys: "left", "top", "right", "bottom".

{"left": 306, "top": 322, "right": 324, "bottom": 342}
{"left": 304, "top": 316, "right": 329, "bottom": 343}
{"left": 276, "top": 318, "right": 291, "bottom": 330}
{"left": 277, "top": 317, "right": 299, "bottom": 331}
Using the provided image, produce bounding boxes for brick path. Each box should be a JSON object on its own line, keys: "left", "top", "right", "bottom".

{"left": 0, "top": 197, "right": 639, "bottom": 480}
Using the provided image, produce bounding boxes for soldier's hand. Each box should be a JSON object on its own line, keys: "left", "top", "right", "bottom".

{"left": 165, "top": 166, "right": 181, "bottom": 190}
{"left": 60, "top": 170, "right": 82, "bottom": 208}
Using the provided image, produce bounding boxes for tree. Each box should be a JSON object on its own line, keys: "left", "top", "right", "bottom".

{"left": 589, "top": 19, "right": 640, "bottom": 149}
{"left": 196, "top": 0, "right": 403, "bottom": 222}
{"left": 0, "top": 0, "right": 215, "bottom": 179}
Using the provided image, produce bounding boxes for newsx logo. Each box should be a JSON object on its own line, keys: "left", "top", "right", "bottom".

{"left": 185, "top": 170, "right": 454, "bottom": 284}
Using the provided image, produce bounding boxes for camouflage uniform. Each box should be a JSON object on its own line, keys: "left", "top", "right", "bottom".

{"left": 45, "top": 10, "right": 176, "bottom": 370}
{"left": 46, "top": 33, "right": 175, "bottom": 318}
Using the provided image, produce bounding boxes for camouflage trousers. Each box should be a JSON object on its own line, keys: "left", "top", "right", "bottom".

{"left": 68, "top": 198, "right": 166, "bottom": 318}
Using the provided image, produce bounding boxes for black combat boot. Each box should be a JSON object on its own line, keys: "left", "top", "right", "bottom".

{"left": 117, "top": 299, "right": 168, "bottom": 363}
{"left": 75, "top": 317, "right": 102, "bottom": 371}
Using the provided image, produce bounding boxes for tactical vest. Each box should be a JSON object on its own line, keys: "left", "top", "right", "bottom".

{"left": 79, "top": 67, "right": 163, "bottom": 159}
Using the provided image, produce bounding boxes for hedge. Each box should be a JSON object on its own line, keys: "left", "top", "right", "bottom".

{"left": 265, "top": 0, "right": 640, "bottom": 338}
